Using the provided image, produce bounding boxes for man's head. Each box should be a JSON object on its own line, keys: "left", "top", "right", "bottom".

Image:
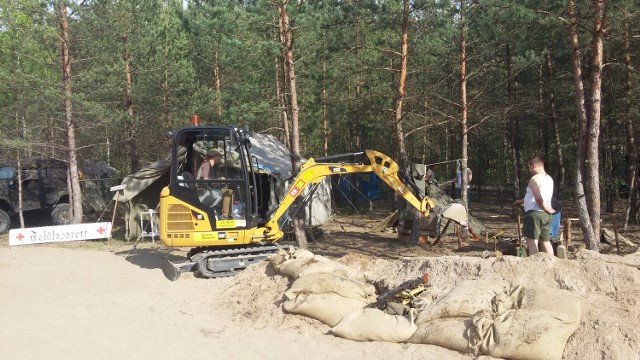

{"left": 527, "top": 156, "right": 545, "bottom": 175}
{"left": 206, "top": 148, "right": 223, "bottom": 160}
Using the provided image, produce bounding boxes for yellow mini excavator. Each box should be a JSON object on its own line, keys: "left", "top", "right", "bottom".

{"left": 159, "top": 125, "right": 467, "bottom": 280}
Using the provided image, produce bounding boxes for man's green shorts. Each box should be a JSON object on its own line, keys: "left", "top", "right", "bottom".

{"left": 523, "top": 210, "right": 551, "bottom": 241}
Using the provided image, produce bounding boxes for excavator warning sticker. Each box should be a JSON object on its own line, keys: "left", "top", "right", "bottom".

{"left": 330, "top": 167, "right": 346, "bottom": 173}
{"left": 197, "top": 233, "right": 217, "bottom": 241}
{"left": 216, "top": 219, "right": 236, "bottom": 229}
{"left": 289, "top": 180, "right": 306, "bottom": 198}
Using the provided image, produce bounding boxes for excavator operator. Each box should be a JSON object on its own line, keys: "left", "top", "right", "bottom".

{"left": 196, "top": 148, "right": 225, "bottom": 208}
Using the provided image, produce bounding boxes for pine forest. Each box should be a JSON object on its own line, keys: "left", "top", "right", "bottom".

{"left": 1, "top": 0, "right": 638, "bottom": 246}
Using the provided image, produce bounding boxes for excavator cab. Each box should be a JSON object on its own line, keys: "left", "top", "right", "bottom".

{"left": 160, "top": 125, "right": 296, "bottom": 279}
{"left": 159, "top": 126, "right": 260, "bottom": 248}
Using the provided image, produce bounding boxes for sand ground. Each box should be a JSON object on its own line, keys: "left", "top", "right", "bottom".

{"left": 1, "top": 194, "right": 639, "bottom": 359}
{"left": 0, "top": 245, "right": 469, "bottom": 360}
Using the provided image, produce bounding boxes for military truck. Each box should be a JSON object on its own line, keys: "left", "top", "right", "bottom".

{"left": 0, "top": 159, "right": 72, "bottom": 234}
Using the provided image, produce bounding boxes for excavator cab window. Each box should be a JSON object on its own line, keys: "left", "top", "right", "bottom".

{"left": 170, "top": 127, "right": 250, "bottom": 227}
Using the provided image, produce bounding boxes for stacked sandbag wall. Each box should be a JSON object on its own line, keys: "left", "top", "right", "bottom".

{"left": 270, "top": 250, "right": 581, "bottom": 359}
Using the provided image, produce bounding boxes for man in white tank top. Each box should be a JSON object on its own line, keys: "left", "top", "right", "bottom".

{"left": 514, "top": 156, "right": 556, "bottom": 255}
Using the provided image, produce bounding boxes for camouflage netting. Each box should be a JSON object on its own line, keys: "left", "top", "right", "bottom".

{"left": 82, "top": 180, "right": 108, "bottom": 213}
{"left": 396, "top": 184, "right": 486, "bottom": 237}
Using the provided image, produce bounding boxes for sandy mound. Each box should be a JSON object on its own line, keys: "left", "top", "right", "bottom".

{"left": 220, "top": 249, "right": 640, "bottom": 360}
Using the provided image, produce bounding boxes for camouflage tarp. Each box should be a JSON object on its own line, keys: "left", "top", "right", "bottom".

{"left": 425, "top": 184, "right": 486, "bottom": 234}
{"left": 396, "top": 184, "right": 486, "bottom": 237}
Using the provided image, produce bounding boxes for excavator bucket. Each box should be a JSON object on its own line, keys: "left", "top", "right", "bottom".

{"left": 161, "top": 260, "right": 196, "bottom": 281}
{"left": 441, "top": 203, "right": 468, "bottom": 226}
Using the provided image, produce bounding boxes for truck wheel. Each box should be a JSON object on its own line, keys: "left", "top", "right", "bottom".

{"left": 0, "top": 209, "right": 10, "bottom": 234}
{"left": 51, "top": 203, "right": 71, "bottom": 225}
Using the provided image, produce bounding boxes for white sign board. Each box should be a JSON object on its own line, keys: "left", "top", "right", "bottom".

{"left": 110, "top": 184, "right": 127, "bottom": 192}
{"left": 9, "top": 222, "right": 112, "bottom": 246}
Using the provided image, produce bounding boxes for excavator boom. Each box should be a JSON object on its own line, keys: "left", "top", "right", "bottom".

{"left": 261, "top": 150, "right": 435, "bottom": 239}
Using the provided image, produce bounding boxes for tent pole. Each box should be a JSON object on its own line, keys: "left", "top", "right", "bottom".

{"left": 108, "top": 192, "right": 119, "bottom": 246}
{"left": 108, "top": 184, "right": 127, "bottom": 246}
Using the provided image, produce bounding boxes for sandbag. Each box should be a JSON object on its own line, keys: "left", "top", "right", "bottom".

{"left": 509, "top": 284, "right": 581, "bottom": 322}
{"left": 330, "top": 308, "right": 417, "bottom": 343}
{"left": 279, "top": 254, "right": 362, "bottom": 279}
{"left": 283, "top": 293, "right": 368, "bottom": 327}
{"left": 269, "top": 248, "right": 314, "bottom": 271}
{"left": 409, "top": 317, "right": 473, "bottom": 353}
{"left": 469, "top": 307, "right": 580, "bottom": 360}
{"left": 468, "top": 285, "right": 581, "bottom": 360}
{"left": 278, "top": 256, "right": 344, "bottom": 279}
{"left": 285, "top": 272, "right": 376, "bottom": 302}
{"left": 415, "top": 280, "right": 509, "bottom": 324}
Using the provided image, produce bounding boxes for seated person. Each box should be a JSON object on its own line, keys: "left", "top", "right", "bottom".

{"left": 196, "top": 148, "right": 224, "bottom": 208}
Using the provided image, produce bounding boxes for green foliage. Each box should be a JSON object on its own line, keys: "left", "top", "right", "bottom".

{"left": 0, "top": 0, "right": 637, "bottom": 198}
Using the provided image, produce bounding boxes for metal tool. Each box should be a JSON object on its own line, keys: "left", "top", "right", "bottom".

{"left": 515, "top": 206, "right": 527, "bottom": 257}
{"left": 483, "top": 230, "right": 504, "bottom": 258}
{"left": 376, "top": 273, "right": 430, "bottom": 315}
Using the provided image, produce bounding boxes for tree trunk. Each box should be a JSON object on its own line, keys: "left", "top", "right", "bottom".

{"left": 17, "top": 153, "right": 24, "bottom": 229}
{"left": 623, "top": 18, "right": 638, "bottom": 228}
{"left": 354, "top": 22, "right": 361, "bottom": 150}
{"left": 16, "top": 112, "right": 25, "bottom": 228}
{"left": 539, "top": 64, "right": 549, "bottom": 160}
{"left": 568, "top": 0, "right": 598, "bottom": 249}
{"left": 123, "top": 34, "right": 139, "bottom": 173}
{"left": 49, "top": 117, "right": 55, "bottom": 157}
{"left": 322, "top": 59, "right": 329, "bottom": 156}
{"left": 604, "top": 124, "right": 615, "bottom": 213}
{"left": 59, "top": 0, "right": 83, "bottom": 224}
{"left": 213, "top": 47, "right": 222, "bottom": 117}
{"left": 392, "top": 0, "right": 410, "bottom": 173}
{"left": 275, "top": 16, "right": 290, "bottom": 149}
{"left": 274, "top": 54, "right": 290, "bottom": 147}
{"left": 506, "top": 44, "right": 520, "bottom": 202}
{"left": 392, "top": 0, "right": 418, "bottom": 241}
{"left": 545, "top": 52, "right": 565, "bottom": 192}
{"left": 163, "top": 39, "right": 170, "bottom": 127}
{"left": 459, "top": 0, "right": 469, "bottom": 209}
{"left": 585, "top": 0, "right": 606, "bottom": 243}
{"left": 279, "top": 0, "right": 307, "bottom": 249}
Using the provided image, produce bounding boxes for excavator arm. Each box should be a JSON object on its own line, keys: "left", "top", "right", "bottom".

{"left": 261, "top": 149, "right": 435, "bottom": 239}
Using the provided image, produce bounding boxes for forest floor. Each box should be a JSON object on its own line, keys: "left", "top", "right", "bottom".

{"left": 309, "top": 190, "right": 640, "bottom": 259}
{"left": 1, "top": 190, "right": 639, "bottom": 359}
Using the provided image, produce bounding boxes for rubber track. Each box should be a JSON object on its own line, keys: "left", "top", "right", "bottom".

{"left": 193, "top": 244, "right": 293, "bottom": 278}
